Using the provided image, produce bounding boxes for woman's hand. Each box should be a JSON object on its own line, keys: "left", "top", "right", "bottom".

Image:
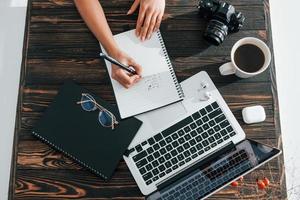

{"left": 109, "top": 50, "right": 143, "bottom": 89}
{"left": 127, "top": 0, "right": 165, "bottom": 41}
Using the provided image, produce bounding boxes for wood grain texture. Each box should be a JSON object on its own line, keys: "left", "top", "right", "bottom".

{"left": 10, "top": 0, "right": 287, "bottom": 199}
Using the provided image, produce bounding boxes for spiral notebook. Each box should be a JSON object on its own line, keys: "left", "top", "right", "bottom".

{"left": 100, "top": 29, "right": 184, "bottom": 119}
{"left": 32, "top": 81, "right": 142, "bottom": 180}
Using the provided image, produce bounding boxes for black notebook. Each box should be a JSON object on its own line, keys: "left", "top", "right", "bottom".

{"left": 32, "top": 81, "right": 142, "bottom": 180}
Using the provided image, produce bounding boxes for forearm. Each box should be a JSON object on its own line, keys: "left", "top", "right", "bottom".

{"left": 74, "top": 0, "right": 118, "bottom": 55}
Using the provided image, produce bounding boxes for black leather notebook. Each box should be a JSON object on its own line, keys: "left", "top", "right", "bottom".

{"left": 32, "top": 81, "right": 142, "bottom": 180}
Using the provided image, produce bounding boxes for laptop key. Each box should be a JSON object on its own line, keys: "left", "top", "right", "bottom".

{"left": 202, "top": 116, "right": 209, "bottom": 122}
{"left": 165, "top": 161, "right": 172, "bottom": 168}
{"left": 208, "top": 136, "right": 215, "bottom": 143}
{"left": 184, "top": 126, "right": 191, "bottom": 133}
{"left": 215, "top": 114, "right": 226, "bottom": 123}
{"left": 196, "top": 135, "right": 202, "bottom": 142}
{"left": 190, "top": 147, "right": 197, "bottom": 154}
{"left": 179, "top": 161, "right": 185, "bottom": 166}
{"left": 158, "top": 165, "right": 166, "bottom": 172}
{"left": 153, "top": 176, "right": 159, "bottom": 181}
{"left": 202, "top": 132, "right": 209, "bottom": 139}
{"left": 154, "top": 133, "right": 163, "bottom": 142}
{"left": 196, "top": 127, "right": 203, "bottom": 133}
{"left": 204, "top": 146, "right": 211, "bottom": 151}
{"left": 146, "top": 179, "right": 153, "bottom": 185}
{"left": 224, "top": 135, "right": 230, "bottom": 140}
{"left": 178, "top": 129, "right": 185, "bottom": 136}
{"left": 159, "top": 140, "right": 167, "bottom": 147}
{"left": 171, "top": 149, "right": 178, "bottom": 156}
{"left": 202, "top": 140, "right": 209, "bottom": 147}
{"left": 205, "top": 104, "right": 212, "bottom": 112}
{"left": 208, "top": 128, "right": 214, "bottom": 135}
{"left": 191, "top": 130, "right": 197, "bottom": 137}
{"left": 220, "top": 120, "right": 230, "bottom": 128}
{"left": 196, "top": 119, "right": 203, "bottom": 126}
{"left": 177, "top": 154, "right": 184, "bottom": 161}
{"left": 172, "top": 141, "right": 179, "bottom": 148}
{"left": 183, "top": 150, "right": 191, "bottom": 157}
{"left": 136, "top": 158, "right": 148, "bottom": 168}
{"left": 226, "top": 126, "right": 233, "bottom": 133}
{"left": 143, "top": 172, "right": 153, "bottom": 181}
{"left": 153, "top": 152, "right": 160, "bottom": 158}
{"left": 217, "top": 138, "right": 223, "bottom": 144}
{"left": 220, "top": 129, "right": 227, "bottom": 136}
{"left": 178, "top": 137, "right": 185, "bottom": 144}
{"left": 147, "top": 155, "right": 154, "bottom": 162}
{"left": 230, "top": 131, "right": 236, "bottom": 137}
{"left": 158, "top": 157, "right": 165, "bottom": 164}
{"left": 183, "top": 142, "right": 190, "bottom": 149}
{"left": 214, "top": 125, "right": 221, "bottom": 132}
{"left": 159, "top": 148, "right": 167, "bottom": 155}
{"left": 166, "top": 144, "right": 172, "bottom": 151}
{"left": 145, "top": 163, "right": 153, "bottom": 171}
{"left": 208, "top": 120, "right": 216, "bottom": 127}
{"left": 152, "top": 160, "right": 159, "bottom": 167}
{"left": 212, "top": 102, "right": 219, "bottom": 109}
{"left": 203, "top": 123, "right": 209, "bottom": 130}
{"left": 135, "top": 145, "right": 143, "bottom": 152}
{"left": 198, "top": 150, "right": 204, "bottom": 155}
{"left": 214, "top": 133, "right": 221, "bottom": 140}
{"left": 172, "top": 133, "right": 179, "bottom": 140}
{"left": 177, "top": 146, "right": 184, "bottom": 153}
{"left": 190, "top": 122, "right": 197, "bottom": 130}
{"left": 164, "top": 153, "right": 171, "bottom": 160}
{"left": 208, "top": 108, "right": 222, "bottom": 119}
{"left": 192, "top": 112, "right": 201, "bottom": 120}
{"left": 192, "top": 153, "right": 198, "bottom": 159}
{"left": 148, "top": 138, "right": 155, "bottom": 145}
{"left": 142, "top": 141, "right": 147, "bottom": 146}
{"left": 185, "top": 157, "right": 191, "bottom": 162}
{"left": 172, "top": 165, "right": 179, "bottom": 170}
{"left": 171, "top": 157, "right": 178, "bottom": 164}
{"left": 139, "top": 167, "right": 146, "bottom": 175}
{"left": 153, "top": 143, "right": 160, "bottom": 150}
{"left": 133, "top": 150, "right": 147, "bottom": 162}
{"left": 196, "top": 143, "right": 203, "bottom": 150}
{"left": 200, "top": 108, "right": 207, "bottom": 115}
{"left": 159, "top": 172, "right": 166, "bottom": 178}
{"left": 166, "top": 136, "right": 172, "bottom": 143}
{"left": 152, "top": 168, "right": 159, "bottom": 175}
{"left": 189, "top": 139, "right": 196, "bottom": 146}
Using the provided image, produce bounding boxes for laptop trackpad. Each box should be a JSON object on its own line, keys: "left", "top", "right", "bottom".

{"left": 129, "top": 102, "right": 187, "bottom": 147}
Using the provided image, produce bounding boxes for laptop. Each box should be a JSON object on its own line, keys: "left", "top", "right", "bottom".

{"left": 123, "top": 71, "right": 281, "bottom": 199}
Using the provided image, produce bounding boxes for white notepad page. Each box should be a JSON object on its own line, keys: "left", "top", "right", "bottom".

{"left": 101, "top": 29, "right": 184, "bottom": 119}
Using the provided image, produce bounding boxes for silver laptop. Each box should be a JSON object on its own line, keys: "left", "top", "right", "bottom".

{"left": 123, "top": 71, "right": 280, "bottom": 199}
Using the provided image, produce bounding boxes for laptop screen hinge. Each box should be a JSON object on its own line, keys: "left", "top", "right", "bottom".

{"left": 156, "top": 141, "right": 235, "bottom": 191}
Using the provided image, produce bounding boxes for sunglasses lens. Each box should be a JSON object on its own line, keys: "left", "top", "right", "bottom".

{"left": 81, "top": 94, "right": 96, "bottom": 111}
{"left": 99, "top": 111, "right": 113, "bottom": 127}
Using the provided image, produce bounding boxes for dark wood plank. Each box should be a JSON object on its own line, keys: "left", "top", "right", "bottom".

{"left": 10, "top": 0, "right": 287, "bottom": 199}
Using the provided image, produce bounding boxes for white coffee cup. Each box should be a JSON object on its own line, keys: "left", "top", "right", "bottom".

{"left": 219, "top": 37, "right": 271, "bottom": 78}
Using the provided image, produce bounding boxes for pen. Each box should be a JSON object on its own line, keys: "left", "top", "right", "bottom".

{"left": 99, "top": 52, "right": 137, "bottom": 75}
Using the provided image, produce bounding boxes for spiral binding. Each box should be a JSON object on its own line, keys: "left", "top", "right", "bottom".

{"left": 156, "top": 30, "right": 184, "bottom": 99}
{"left": 32, "top": 131, "right": 108, "bottom": 180}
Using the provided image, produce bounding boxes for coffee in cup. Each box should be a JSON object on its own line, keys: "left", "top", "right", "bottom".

{"left": 219, "top": 37, "right": 271, "bottom": 78}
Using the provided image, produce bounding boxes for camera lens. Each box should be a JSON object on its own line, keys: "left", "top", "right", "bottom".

{"left": 203, "top": 19, "right": 229, "bottom": 46}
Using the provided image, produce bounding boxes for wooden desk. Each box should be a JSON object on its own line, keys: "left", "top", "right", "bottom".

{"left": 10, "top": 0, "right": 287, "bottom": 199}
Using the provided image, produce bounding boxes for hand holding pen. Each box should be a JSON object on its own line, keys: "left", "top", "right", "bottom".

{"left": 100, "top": 51, "right": 143, "bottom": 89}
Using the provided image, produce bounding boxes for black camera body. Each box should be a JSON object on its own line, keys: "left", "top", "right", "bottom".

{"left": 198, "top": 0, "right": 245, "bottom": 45}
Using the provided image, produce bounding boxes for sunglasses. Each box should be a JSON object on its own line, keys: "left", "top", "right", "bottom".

{"left": 77, "top": 93, "right": 118, "bottom": 129}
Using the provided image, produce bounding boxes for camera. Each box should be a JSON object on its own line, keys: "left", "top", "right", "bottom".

{"left": 198, "top": 0, "right": 245, "bottom": 46}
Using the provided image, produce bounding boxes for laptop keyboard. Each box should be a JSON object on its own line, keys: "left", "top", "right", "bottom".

{"left": 129, "top": 101, "right": 237, "bottom": 185}
{"left": 159, "top": 149, "right": 251, "bottom": 200}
